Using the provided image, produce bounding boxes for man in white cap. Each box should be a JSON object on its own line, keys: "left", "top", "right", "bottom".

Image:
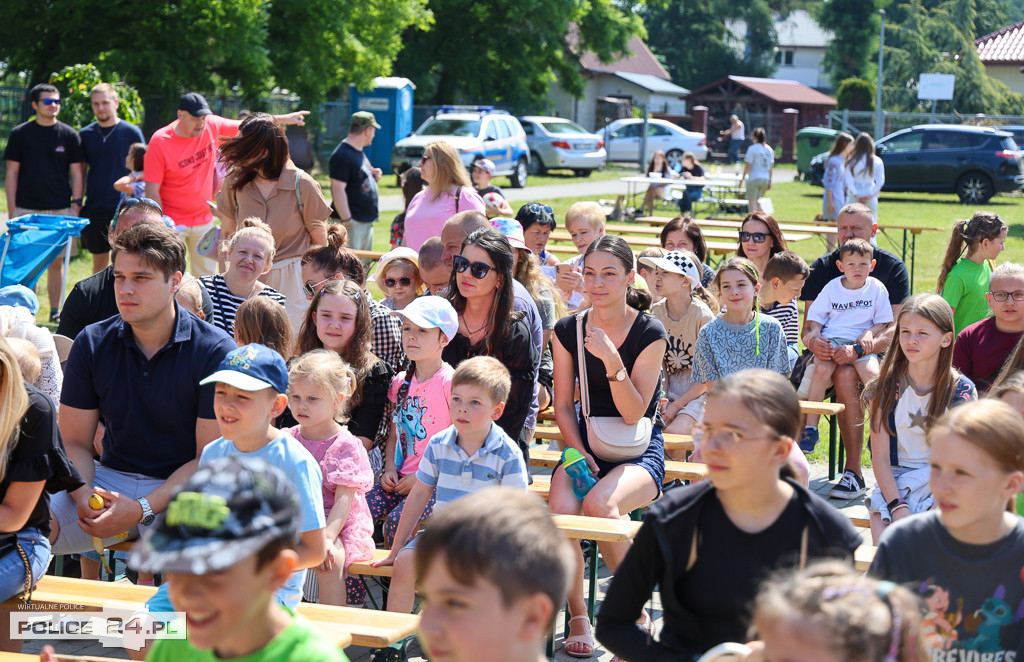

{"left": 145, "top": 93, "right": 308, "bottom": 276}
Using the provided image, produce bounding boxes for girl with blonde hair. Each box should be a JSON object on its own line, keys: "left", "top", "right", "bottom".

{"left": 403, "top": 141, "right": 485, "bottom": 250}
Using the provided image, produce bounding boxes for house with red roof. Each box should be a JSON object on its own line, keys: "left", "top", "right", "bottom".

{"left": 975, "top": 20, "right": 1024, "bottom": 95}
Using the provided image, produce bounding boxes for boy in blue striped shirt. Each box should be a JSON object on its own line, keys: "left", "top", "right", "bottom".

{"left": 371, "top": 357, "right": 528, "bottom": 653}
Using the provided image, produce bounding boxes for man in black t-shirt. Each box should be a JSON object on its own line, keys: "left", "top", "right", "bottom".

{"left": 79, "top": 82, "right": 145, "bottom": 274}
{"left": 329, "top": 111, "right": 381, "bottom": 262}
{"left": 3, "top": 83, "right": 85, "bottom": 322}
{"left": 800, "top": 203, "right": 910, "bottom": 500}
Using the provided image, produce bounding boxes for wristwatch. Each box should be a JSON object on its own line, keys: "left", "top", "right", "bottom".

{"left": 607, "top": 368, "right": 628, "bottom": 382}
{"left": 853, "top": 342, "right": 865, "bottom": 358}
{"left": 136, "top": 496, "right": 155, "bottom": 527}
{"left": 71, "top": 197, "right": 83, "bottom": 206}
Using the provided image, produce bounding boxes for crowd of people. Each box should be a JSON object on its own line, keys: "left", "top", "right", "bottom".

{"left": 1, "top": 89, "right": 1024, "bottom": 662}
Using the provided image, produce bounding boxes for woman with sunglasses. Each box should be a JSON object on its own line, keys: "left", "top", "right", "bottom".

{"left": 548, "top": 234, "right": 667, "bottom": 658}
{"left": 216, "top": 113, "right": 333, "bottom": 329}
{"left": 736, "top": 212, "right": 788, "bottom": 277}
{"left": 596, "top": 369, "right": 861, "bottom": 661}
{"left": 403, "top": 141, "right": 485, "bottom": 252}
{"left": 442, "top": 229, "right": 539, "bottom": 450}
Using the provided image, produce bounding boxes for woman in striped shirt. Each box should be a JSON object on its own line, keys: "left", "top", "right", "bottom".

{"left": 201, "top": 217, "right": 286, "bottom": 335}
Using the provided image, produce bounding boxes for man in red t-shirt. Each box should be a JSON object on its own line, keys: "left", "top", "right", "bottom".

{"left": 144, "top": 93, "right": 308, "bottom": 275}
{"left": 953, "top": 262, "right": 1024, "bottom": 392}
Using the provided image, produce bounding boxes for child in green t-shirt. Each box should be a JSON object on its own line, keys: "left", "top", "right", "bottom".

{"left": 937, "top": 211, "right": 1007, "bottom": 335}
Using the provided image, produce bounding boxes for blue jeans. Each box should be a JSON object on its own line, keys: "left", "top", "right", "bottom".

{"left": 727, "top": 140, "right": 741, "bottom": 164}
{"left": 0, "top": 528, "right": 51, "bottom": 600}
{"left": 678, "top": 187, "right": 703, "bottom": 213}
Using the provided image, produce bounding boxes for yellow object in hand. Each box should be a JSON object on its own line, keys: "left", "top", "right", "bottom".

{"left": 88, "top": 494, "right": 105, "bottom": 511}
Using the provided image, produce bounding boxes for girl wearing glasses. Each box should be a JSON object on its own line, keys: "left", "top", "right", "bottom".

{"left": 596, "top": 369, "right": 861, "bottom": 661}
{"left": 736, "top": 212, "right": 788, "bottom": 278}
{"left": 441, "top": 229, "right": 539, "bottom": 447}
{"left": 548, "top": 235, "right": 667, "bottom": 658}
{"left": 951, "top": 262, "right": 1024, "bottom": 393}
{"left": 936, "top": 211, "right": 1008, "bottom": 335}
{"left": 200, "top": 217, "right": 286, "bottom": 336}
{"left": 870, "top": 399, "right": 1024, "bottom": 659}
{"left": 403, "top": 141, "right": 485, "bottom": 251}
{"left": 864, "top": 294, "right": 975, "bottom": 544}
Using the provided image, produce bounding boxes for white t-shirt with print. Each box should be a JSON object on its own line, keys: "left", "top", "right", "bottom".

{"left": 806, "top": 275, "right": 893, "bottom": 341}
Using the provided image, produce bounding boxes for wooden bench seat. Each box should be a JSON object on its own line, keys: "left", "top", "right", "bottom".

{"left": 855, "top": 545, "right": 876, "bottom": 571}
{"left": 845, "top": 503, "right": 871, "bottom": 529}
{"left": 0, "top": 575, "right": 425, "bottom": 649}
{"left": 529, "top": 448, "right": 707, "bottom": 482}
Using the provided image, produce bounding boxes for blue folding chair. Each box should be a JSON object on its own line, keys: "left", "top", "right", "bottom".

{"left": 0, "top": 214, "right": 90, "bottom": 311}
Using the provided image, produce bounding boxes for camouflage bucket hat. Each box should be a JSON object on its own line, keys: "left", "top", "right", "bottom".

{"left": 130, "top": 456, "right": 299, "bottom": 575}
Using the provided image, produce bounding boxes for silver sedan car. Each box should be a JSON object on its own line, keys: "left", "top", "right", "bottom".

{"left": 519, "top": 116, "right": 607, "bottom": 176}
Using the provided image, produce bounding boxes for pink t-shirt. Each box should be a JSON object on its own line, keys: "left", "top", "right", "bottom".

{"left": 388, "top": 363, "right": 455, "bottom": 475}
{"left": 403, "top": 187, "right": 485, "bottom": 251}
{"left": 289, "top": 425, "right": 375, "bottom": 566}
{"left": 144, "top": 115, "right": 241, "bottom": 226}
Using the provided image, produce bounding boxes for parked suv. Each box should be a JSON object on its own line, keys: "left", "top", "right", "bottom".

{"left": 391, "top": 106, "right": 531, "bottom": 187}
{"left": 809, "top": 124, "right": 1023, "bottom": 204}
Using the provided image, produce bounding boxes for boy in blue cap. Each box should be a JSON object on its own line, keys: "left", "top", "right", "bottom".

{"left": 129, "top": 344, "right": 327, "bottom": 659}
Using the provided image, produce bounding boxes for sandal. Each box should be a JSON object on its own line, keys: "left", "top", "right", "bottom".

{"left": 564, "top": 614, "right": 595, "bottom": 658}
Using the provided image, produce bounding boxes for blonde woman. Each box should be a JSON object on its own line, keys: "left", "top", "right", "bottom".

{"left": 0, "top": 337, "right": 81, "bottom": 605}
{"left": 403, "top": 141, "right": 485, "bottom": 251}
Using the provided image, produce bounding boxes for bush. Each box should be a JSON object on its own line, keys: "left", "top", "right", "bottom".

{"left": 836, "top": 78, "right": 874, "bottom": 111}
{"left": 50, "top": 64, "right": 144, "bottom": 129}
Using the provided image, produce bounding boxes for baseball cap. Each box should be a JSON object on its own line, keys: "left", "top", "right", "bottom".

{"left": 392, "top": 295, "right": 459, "bottom": 341}
{"left": 0, "top": 285, "right": 39, "bottom": 315}
{"left": 199, "top": 343, "right": 288, "bottom": 394}
{"left": 516, "top": 202, "right": 556, "bottom": 231}
{"left": 472, "top": 158, "right": 496, "bottom": 176}
{"left": 351, "top": 111, "right": 381, "bottom": 129}
{"left": 490, "top": 218, "right": 528, "bottom": 250}
{"left": 639, "top": 250, "right": 703, "bottom": 289}
{"left": 130, "top": 456, "right": 299, "bottom": 575}
{"left": 178, "top": 93, "right": 211, "bottom": 117}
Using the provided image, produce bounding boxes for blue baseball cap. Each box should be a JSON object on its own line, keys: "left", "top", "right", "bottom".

{"left": 199, "top": 343, "right": 288, "bottom": 394}
{"left": 0, "top": 285, "right": 39, "bottom": 315}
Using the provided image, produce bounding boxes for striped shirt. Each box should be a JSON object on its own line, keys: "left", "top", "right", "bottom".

{"left": 415, "top": 423, "right": 528, "bottom": 508}
{"left": 761, "top": 299, "right": 800, "bottom": 346}
{"left": 199, "top": 273, "right": 287, "bottom": 336}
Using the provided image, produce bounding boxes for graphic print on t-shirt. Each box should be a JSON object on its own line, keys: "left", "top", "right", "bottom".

{"left": 396, "top": 395, "right": 428, "bottom": 465}
{"left": 916, "top": 578, "right": 1024, "bottom": 657}
{"left": 664, "top": 333, "right": 695, "bottom": 373}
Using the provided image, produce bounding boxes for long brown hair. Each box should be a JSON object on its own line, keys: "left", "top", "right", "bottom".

{"left": 447, "top": 229, "right": 520, "bottom": 355}
{"left": 220, "top": 113, "right": 289, "bottom": 194}
{"left": 826, "top": 132, "right": 853, "bottom": 159}
{"left": 935, "top": 211, "right": 1006, "bottom": 293}
{"left": 865, "top": 294, "right": 958, "bottom": 437}
{"left": 736, "top": 212, "right": 788, "bottom": 261}
{"left": 294, "top": 279, "right": 377, "bottom": 406}
{"left": 660, "top": 215, "right": 708, "bottom": 264}
{"left": 234, "top": 297, "right": 293, "bottom": 360}
{"left": 847, "top": 132, "right": 876, "bottom": 177}
{"left": 713, "top": 257, "right": 761, "bottom": 313}
{"left": 645, "top": 150, "right": 670, "bottom": 176}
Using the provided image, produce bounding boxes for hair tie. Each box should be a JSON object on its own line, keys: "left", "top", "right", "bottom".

{"left": 822, "top": 583, "right": 901, "bottom": 662}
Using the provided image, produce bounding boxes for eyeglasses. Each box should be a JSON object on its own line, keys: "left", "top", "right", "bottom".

{"left": 39, "top": 98, "right": 61, "bottom": 106}
{"left": 988, "top": 290, "right": 1024, "bottom": 302}
{"left": 452, "top": 255, "right": 496, "bottom": 279}
{"left": 692, "top": 424, "right": 774, "bottom": 452}
{"left": 739, "top": 231, "right": 768, "bottom": 244}
{"left": 385, "top": 277, "right": 413, "bottom": 288}
{"left": 111, "top": 197, "right": 164, "bottom": 231}
{"left": 303, "top": 276, "right": 338, "bottom": 298}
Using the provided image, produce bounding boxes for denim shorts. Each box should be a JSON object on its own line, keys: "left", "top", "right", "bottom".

{"left": 0, "top": 528, "right": 51, "bottom": 601}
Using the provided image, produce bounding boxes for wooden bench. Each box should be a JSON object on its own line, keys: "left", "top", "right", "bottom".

{"left": 846, "top": 503, "right": 871, "bottom": 529}
{"left": 855, "top": 544, "right": 876, "bottom": 571}
{"left": 529, "top": 448, "right": 707, "bottom": 482}
{"left": 1, "top": 575, "right": 423, "bottom": 649}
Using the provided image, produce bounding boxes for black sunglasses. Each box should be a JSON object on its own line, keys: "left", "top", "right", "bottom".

{"left": 303, "top": 276, "right": 338, "bottom": 298}
{"left": 385, "top": 277, "right": 413, "bottom": 288}
{"left": 111, "top": 197, "right": 164, "bottom": 231}
{"left": 739, "top": 231, "right": 768, "bottom": 244}
{"left": 452, "top": 255, "right": 496, "bottom": 279}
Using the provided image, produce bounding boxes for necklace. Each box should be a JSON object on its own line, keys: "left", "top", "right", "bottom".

{"left": 98, "top": 123, "right": 117, "bottom": 144}
{"left": 462, "top": 315, "right": 488, "bottom": 336}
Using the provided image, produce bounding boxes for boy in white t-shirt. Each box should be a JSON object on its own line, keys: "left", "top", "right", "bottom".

{"left": 800, "top": 238, "right": 893, "bottom": 451}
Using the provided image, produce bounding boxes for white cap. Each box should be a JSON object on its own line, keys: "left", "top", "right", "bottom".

{"left": 638, "top": 250, "right": 703, "bottom": 289}
{"left": 391, "top": 295, "right": 459, "bottom": 340}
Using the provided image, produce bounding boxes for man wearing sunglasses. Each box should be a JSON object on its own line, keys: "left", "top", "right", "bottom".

{"left": 145, "top": 92, "right": 309, "bottom": 277}
{"left": 4, "top": 83, "right": 86, "bottom": 322}
{"left": 79, "top": 82, "right": 145, "bottom": 275}
{"left": 800, "top": 203, "right": 910, "bottom": 500}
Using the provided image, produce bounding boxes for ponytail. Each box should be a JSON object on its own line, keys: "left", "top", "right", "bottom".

{"left": 937, "top": 212, "right": 1006, "bottom": 293}
{"left": 626, "top": 284, "right": 652, "bottom": 312}
{"left": 936, "top": 219, "right": 969, "bottom": 294}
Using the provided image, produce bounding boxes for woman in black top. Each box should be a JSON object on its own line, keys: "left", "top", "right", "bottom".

{"left": 442, "top": 229, "right": 539, "bottom": 451}
{"left": 0, "top": 338, "right": 82, "bottom": 605}
{"left": 677, "top": 152, "right": 705, "bottom": 215}
{"left": 595, "top": 369, "right": 861, "bottom": 661}
{"left": 550, "top": 235, "right": 668, "bottom": 658}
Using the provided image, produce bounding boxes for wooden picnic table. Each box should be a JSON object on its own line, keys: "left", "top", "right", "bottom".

{"left": 635, "top": 215, "right": 838, "bottom": 236}
{"left": 601, "top": 223, "right": 812, "bottom": 245}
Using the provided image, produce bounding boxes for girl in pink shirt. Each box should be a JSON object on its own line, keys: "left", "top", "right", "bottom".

{"left": 287, "top": 349, "right": 375, "bottom": 606}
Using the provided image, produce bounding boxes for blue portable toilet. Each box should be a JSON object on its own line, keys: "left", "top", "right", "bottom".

{"left": 349, "top": 77, "right": 415, "bottom": 174}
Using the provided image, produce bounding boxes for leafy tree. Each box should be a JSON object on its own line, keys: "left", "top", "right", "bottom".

{"left": 836, "top": 78, "right": 875, "bottom": 110}
{"left": 51, "top": 64, "right": 145, "bottom": 129}
{"left": 815, "top": 0, "right": 882, "bottom": 88}
{"left": 392, "top": 0, "right": 643, "bottom": 110}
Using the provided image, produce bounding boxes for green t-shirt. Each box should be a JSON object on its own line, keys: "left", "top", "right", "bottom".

{"left": 941, "top": 258, "right": 992, "bottom": 336}
{"left": 148, "top": 608, "right": 349, "bottom": 662}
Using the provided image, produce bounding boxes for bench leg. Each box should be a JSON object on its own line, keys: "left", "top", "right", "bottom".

{"left": 828, "top": 413, "right": 837, "bottom": 481}
{"left": 587, "top": 540, "right": 599, "bottom": 622}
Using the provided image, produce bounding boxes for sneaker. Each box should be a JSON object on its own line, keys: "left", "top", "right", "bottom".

{"left": 49, "top": 310, "right": 60, "bottom": 324}
{"left": 798, "top": 427, "right": 819, "bottom": 454}
{"left": 370, "top": 646, "right": 407, "bottom": 662}
{"left": 829, "top": 470, "right": 866, "bottom": 500}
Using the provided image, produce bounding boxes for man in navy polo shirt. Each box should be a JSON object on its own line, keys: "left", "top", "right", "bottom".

{"left": 48, "top": 223, "right": 236, "bottom": 555}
